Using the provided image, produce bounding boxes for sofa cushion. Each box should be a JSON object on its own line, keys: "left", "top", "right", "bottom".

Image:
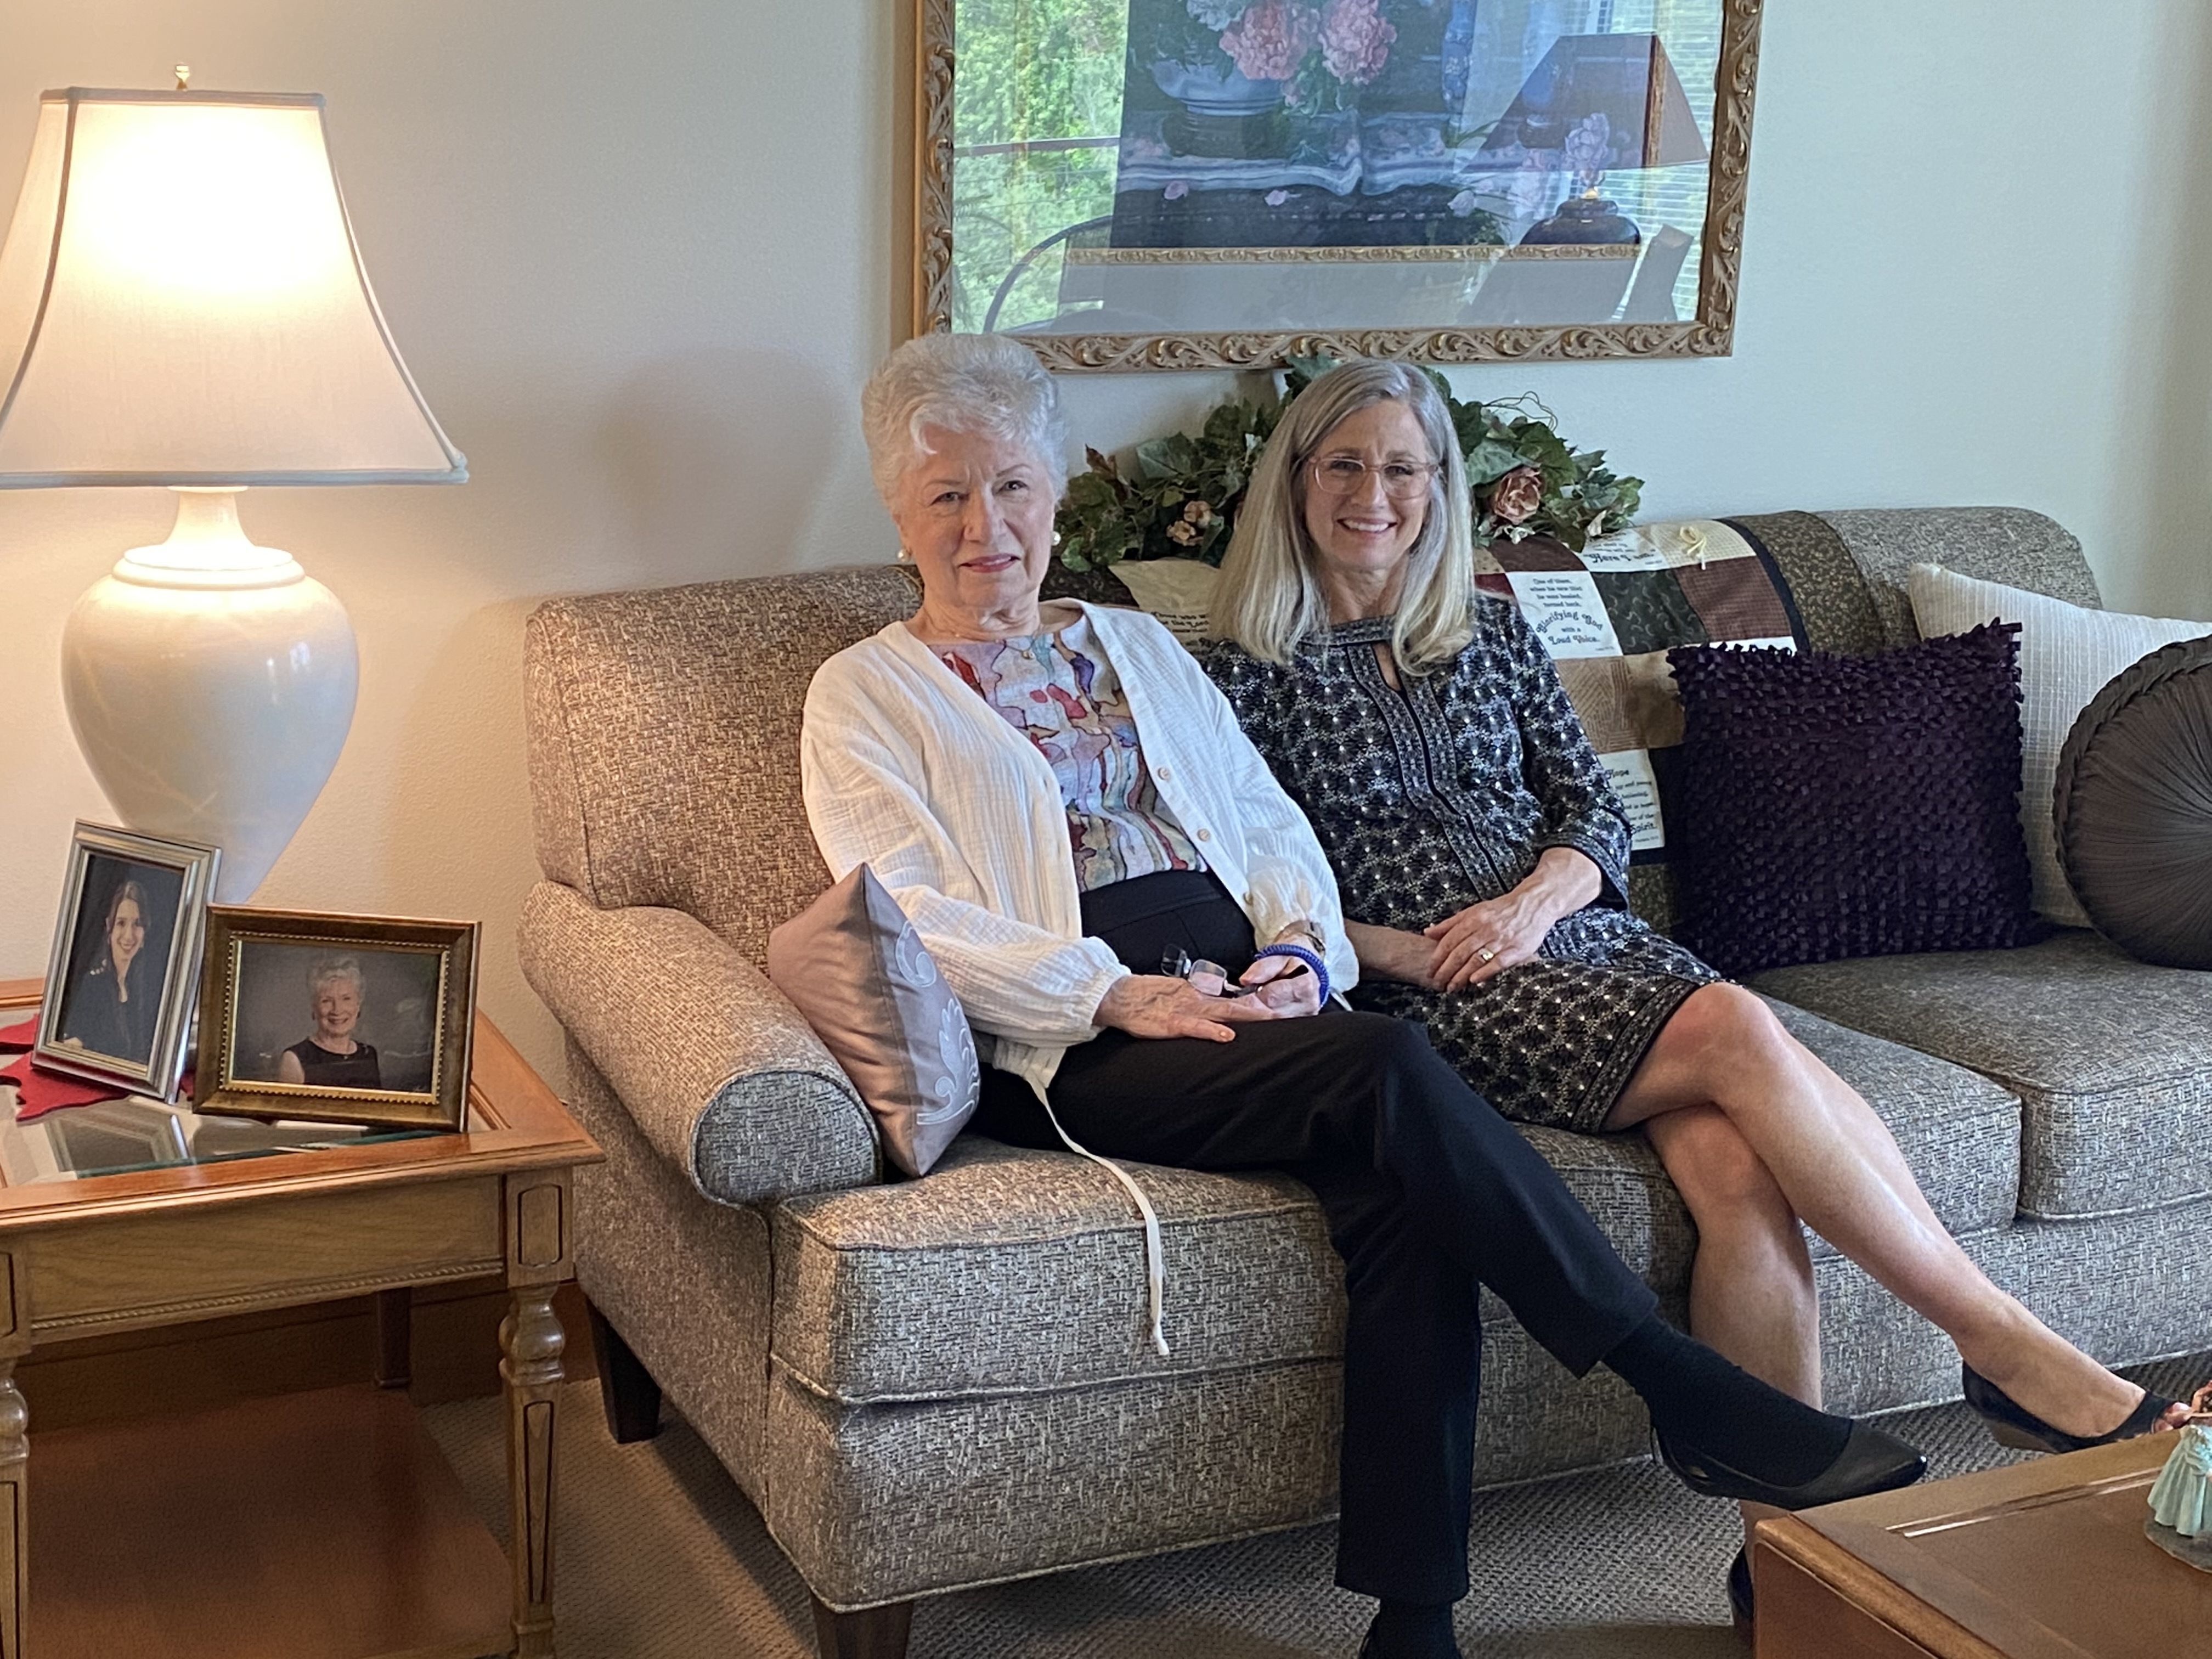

{"left": 770, "top": 1138, "right": 1343, "bottom": 1404}
{"left": 770, "top": 997, "right": 2016, "bottom": 1404}
{"left": 1759, "top": 997, "right": 2022, "bottom": 1256}
{"left": 772, "top": 1130, "right": 1720, "bottom": 1406}
{"left": 1752, "top": 932, "right": 2212, "bottom": 1219}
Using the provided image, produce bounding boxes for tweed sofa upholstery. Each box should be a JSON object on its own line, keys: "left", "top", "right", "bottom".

{"left": 518, "top": 507, "right": 2212, "bottom": 1634}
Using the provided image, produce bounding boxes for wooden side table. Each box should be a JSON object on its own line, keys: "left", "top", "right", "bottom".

{"left": 0, "top": 979, "right": 601, "bottom": 1659}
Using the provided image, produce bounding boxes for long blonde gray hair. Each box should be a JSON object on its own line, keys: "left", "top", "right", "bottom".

{"left": 1209, "top": 359, "right": 1474, "bottom": 672}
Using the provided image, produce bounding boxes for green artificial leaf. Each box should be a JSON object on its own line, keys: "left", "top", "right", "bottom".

{"left": 1135, "top": 432, "right": 1200, "bottom": 479}
{"left": 1283, "top": 353, "right": 1338, "bottom": 399}
{"left": 1063, "top": 472, "right": 1119, "bottom": 510}
{"left": 1202, "top": 399, "right": 1257, "bottom": 446}
{"left": 1463, "top": 437, "right": 1525, "bottom": 487}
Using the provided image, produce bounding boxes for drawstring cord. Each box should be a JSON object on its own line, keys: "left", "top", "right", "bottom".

{"left": 1031, "top": 1082, "right": 1170, "bottom": 1358}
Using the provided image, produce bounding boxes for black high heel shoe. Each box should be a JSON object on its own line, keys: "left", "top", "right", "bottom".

{"left": 1656, "top": 1418, "right": 1926, "bottom": 1509}
{"left": 1960, "top": 1363, "right": 2176, "bottom": 1453}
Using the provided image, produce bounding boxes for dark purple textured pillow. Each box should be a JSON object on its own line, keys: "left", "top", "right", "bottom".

{"left": 1664, "top": 623, "right": 2042, "bottom": 976}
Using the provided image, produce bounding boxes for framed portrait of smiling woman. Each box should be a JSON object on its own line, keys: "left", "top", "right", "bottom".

{"left": 193, "top": 907, "right": 479, "bottom": 1131}
{"left": 35, "top": 821, "right": 221, "bottom": 1101}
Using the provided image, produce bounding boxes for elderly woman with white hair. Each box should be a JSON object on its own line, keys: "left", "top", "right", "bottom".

{"left": 274, "top": 955, "right": 381, "bottom": 1088}
{"left": 1203, "top": 357, "right": 2187, "bottom": 1626}
{"left": 798, "top": 333, "right": 1922, "bottom": 1659}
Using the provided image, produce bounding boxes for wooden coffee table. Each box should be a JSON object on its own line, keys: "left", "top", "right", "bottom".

{"left": 1753, "top": 1431, "right": 2207, "bottom": 1658}
{"left": 0, "top": 978, "right": 600, "bottom": 1659}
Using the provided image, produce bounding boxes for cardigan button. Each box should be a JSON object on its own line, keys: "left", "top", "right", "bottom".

{"left": 1195, "top": 828, "right": 1211, "bottom": 842}
{"left": 1156, "top": 766, "right": 1172, "bottom": 781}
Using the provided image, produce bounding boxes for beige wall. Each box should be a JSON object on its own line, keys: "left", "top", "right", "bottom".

{"left": 1, "top": 1, "right": 2208, "bottom": 1082}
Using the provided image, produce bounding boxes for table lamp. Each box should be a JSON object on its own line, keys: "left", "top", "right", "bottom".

{"left": 0, "top": 76, "right": 465, "bottom": 902}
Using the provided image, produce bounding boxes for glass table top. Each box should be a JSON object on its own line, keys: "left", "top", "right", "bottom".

{"left": 0, "top": 1088, "right": 473, "bottom": 1186}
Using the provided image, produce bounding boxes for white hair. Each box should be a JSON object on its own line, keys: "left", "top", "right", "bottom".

{"left": 307, "top": 956, "right": 365, "bottom": 999}
{"left": 1209, "top": 359, "right": 1474, "bottom": 672}
{"left": 860, "top": 332, "right": 1069, "bottom": 506}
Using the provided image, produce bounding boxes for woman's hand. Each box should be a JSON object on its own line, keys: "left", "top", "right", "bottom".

{"left": 1093, "top": 974, "right": 1294, "bottom": 1042}
{"left": 1345, "top": 921, "right": 1439, "bottom": 988}
{"left": 1235, "top": 950, "right": 1323, "bottom": 1017}
{"left": 1424, "top": 848, "right": 1601, "bottom": 991}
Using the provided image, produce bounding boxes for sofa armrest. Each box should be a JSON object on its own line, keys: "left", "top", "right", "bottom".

{"left": 518, "top": 881, "right": 879, "bottom": 1205}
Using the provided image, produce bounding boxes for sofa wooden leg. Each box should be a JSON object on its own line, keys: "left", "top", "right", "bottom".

{"left": 585, "top": 1301, "right": 663, "bottom": 1443}
{"left": 810, "top": 1595, "right": 914, "bottom": 1659}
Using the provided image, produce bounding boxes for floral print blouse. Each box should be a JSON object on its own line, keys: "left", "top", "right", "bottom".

{"left": 936, "top": 613, "right": 1205, "bottom": 890}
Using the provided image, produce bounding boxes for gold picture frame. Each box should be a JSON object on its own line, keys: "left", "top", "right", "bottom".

{"left": 193, "top": 906, "right": 479, "bottom": 1132}
{"left": 911, "top": 0, "right": 1764, "bottom": 369}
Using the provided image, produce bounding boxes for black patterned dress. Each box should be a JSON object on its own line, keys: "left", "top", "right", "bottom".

{"left": 1205, "top": 597, "right": 1720, "bottom": 1133}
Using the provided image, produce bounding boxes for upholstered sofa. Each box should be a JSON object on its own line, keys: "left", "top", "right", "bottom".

{"left": 516, "top": 506, "right": 2211, "bottom": 1659}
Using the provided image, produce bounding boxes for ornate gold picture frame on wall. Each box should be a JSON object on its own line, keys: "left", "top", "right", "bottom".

{"left": 913, "top": 0, "right": 1762, "bottom": 370}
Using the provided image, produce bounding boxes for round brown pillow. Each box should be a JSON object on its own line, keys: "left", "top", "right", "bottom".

{"left": 2053, "top": 634, "right": 2212, "bottom": 967}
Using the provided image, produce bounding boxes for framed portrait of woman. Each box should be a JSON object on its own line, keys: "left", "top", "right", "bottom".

{"left": 33, "top": 821, "right": 222, "bottom": 1102}
{"left": 193, "top": 907, "right": 479, "bottom": 1132}
{"left": 913, "top": 0, "right": 1762, "bottom": 368}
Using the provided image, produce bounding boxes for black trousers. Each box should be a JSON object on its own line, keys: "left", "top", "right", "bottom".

{"left": 972, "top": 871, "right": 1660, "bottom": 1604}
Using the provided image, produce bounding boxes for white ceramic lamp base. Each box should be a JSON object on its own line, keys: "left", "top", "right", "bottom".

{"left": 61, "top": 488, "right": 359, "bottom": 904}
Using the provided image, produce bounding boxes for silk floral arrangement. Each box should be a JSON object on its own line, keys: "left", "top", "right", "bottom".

{"left": 1054, "top": 357, "right": 1645, "bottom": 572}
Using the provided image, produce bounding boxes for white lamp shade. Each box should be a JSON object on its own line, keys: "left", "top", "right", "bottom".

{"left": 0, "top": 88, "right": 464, "bottom": 485}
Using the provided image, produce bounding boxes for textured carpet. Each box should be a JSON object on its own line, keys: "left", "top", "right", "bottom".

{"left": 422, "top": 1352, "right": 2208, "bottom": 1658}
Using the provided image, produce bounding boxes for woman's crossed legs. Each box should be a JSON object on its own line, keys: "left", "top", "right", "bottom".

{"left": 1607, "top": 983, "right": 2181, "bottom": 1440}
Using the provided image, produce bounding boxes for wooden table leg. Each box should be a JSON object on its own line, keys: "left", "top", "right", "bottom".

{"left": 0, "top": 1251, "right": 28, "bottom": 1659}
{"left": 502, "top": 1172, "right": 572, "bottom": 1658}
{"left": 374, "top": 1286, "right": 413, "bottom": 1389}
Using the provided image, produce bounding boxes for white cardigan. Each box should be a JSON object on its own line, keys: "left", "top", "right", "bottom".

{"left": 799, "top": 602, "right": 1358, "bottom": 1353}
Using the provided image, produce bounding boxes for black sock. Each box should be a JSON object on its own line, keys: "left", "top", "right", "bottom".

{"left": 1367, "top": 1602, "right": 1460, "bottom": 1659}
{"left": 1602, "top": 1312, "right": 1849, "bottom": 1486}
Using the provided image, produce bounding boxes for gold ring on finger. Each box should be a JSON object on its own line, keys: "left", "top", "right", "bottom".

{"left": 1478, "top": 947, "right": 1496, "bottom": 963}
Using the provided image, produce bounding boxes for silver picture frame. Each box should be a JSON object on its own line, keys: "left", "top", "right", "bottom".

{"left": 33, "top": 821, "right": 221, "bottom": 1103}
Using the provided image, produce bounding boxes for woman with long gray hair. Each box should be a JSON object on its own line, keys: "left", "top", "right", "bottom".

{"left": 799, "top": 332, "right": 1922, "bottom": 1659}
{"left": 1204, "top": 357, "right": 2186, "bottom": 1626}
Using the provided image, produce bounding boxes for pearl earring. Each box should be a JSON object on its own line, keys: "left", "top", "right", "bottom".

{"left": 895, "top": 546, "right": 913, "bottom": 563}
{"left": 1051, "top": 530, "right": 1063, "bottom": 545}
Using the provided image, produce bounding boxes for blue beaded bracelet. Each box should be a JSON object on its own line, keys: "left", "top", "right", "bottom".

{"left": 1252, "top": 941, "right": 1330, "bottom": 1007}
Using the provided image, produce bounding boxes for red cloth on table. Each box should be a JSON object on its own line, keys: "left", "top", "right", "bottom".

{"left": 0, "top": 1008, "right": 188, "bottom": 1121}
{"left": 1, "top": 1053, "right": 125, "bottom": 1120}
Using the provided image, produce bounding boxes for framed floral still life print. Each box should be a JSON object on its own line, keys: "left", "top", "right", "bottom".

{"left": 193, "top": 907, "right": 479, "bottom": 1132}
{"left": 915, "top": 0, "right": 1762, "bottom": 368}
{"left": 34, "top": 821, "right": 221, "bottom": 1102}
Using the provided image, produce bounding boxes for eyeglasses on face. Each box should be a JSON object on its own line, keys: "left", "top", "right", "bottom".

{"left": 1306, "top": 455, "right": 1438, "bottom": 500}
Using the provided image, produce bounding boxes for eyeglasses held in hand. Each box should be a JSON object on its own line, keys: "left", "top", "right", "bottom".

{"left": 1307, "top": 456, "right": 1438, "bottom": 500}
{"left": 1159, "top": 946, "right": 1256, "bottom": 997}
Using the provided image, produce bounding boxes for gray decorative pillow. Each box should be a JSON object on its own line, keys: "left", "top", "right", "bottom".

{"left": 766, "top": 864, "right": 979, "bottom": 1176}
